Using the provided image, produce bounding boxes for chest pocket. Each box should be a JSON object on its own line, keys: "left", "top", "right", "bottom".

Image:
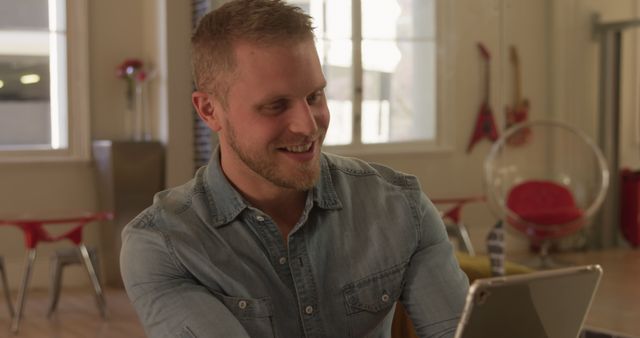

{"left": 217, "top": 294, "right": 276, "bottom": 338}
{"left": 343, "top": 263, "right": 407, "bottom": 337}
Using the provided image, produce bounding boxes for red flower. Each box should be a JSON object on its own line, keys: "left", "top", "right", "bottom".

{"left": 116, "top": 58, "right": 144, "bottom": 79}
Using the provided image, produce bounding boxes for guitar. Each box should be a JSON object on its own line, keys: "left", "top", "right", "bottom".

{"left": 505, "top": 45, "right": 531, "bottom": 146}
{"left": 467, "top": 43, "right": 499, "bottom": 153}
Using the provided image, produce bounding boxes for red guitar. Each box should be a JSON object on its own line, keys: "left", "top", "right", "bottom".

{"left": 467, "top": 43, "right": 499, "bottom": 153}
{"left": 505, "top": 45, "right": 531, "bottom": 145}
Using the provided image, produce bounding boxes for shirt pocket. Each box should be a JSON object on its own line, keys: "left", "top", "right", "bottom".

{"left": 342, "top": 263, "right": 407, "bottom": 337}
{"left": 217, "top": 294, "right": 277, "bottom": 338}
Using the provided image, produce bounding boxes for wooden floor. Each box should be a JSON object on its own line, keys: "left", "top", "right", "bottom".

{"left": 0, "top": 288, "right": 145, "bottom": 338}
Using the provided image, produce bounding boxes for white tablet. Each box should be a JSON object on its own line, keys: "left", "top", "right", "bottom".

{"left": 454, "top": 264, "right": 602, "bottom": 338}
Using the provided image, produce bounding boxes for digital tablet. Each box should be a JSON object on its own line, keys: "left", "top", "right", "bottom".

{"left": 454, "top": 264, "right": 602, "bottom": 338}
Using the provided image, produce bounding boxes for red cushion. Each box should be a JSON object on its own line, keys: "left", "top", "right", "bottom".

{"left": 506, "top": 180, "right": 583, "bottom": 225}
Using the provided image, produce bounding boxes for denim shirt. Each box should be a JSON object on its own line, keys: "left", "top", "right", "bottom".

{"left": 121, "top": 150, "right": 469, "bottom": 338}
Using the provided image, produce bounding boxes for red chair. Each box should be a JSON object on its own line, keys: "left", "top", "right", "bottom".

{"left": 0, "top": 211, "right": 112, "bottom": 333}
{"left": 432, "top": 196, "right": 486, "bottom": 256}
{"left": 485, "top": 120, "right": 609, "bottom": 268}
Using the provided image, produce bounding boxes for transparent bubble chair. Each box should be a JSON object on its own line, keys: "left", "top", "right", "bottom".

{"left": 484, "top": 120, "right": 610, "bottom": 268}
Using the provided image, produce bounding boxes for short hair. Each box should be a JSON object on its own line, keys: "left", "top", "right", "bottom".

{"left": 191, "top": 0, "right": 315, "bottom": 106}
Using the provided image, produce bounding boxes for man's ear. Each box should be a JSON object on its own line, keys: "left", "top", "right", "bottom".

{"left": 192, "top": 91, "right": 222, "bottom": 131}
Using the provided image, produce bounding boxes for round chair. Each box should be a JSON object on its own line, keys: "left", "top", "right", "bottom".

{"left": 484, "top": 120, "right": 609, "bottom": 267}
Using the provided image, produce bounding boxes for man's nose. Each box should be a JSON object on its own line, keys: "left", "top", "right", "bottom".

{"left": 288, "top": 101, "right": 319, "bottom": 136}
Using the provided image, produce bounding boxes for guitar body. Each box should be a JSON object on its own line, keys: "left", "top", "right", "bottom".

{"left": 467, "top": 101, "right": 499, "bottom": 153}
{"left": 467, "top": 43, "right": 500, "bottom": 153}
{"left": 506, "top": 101, "right": 531, "bottom": 146}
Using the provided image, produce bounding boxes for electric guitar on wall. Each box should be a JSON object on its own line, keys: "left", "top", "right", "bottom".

{"left": 467, "top": 42, "right": 499, "bottom": 153}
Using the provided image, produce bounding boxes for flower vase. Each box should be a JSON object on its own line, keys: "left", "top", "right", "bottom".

{"left": 138, "top": 81, "right": 151, "bottom": 141}
{"left": 127, "top": 81, "right": 150, "bottom": 141}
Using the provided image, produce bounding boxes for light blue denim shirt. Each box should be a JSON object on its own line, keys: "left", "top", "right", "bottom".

{"left": 121, "top": 149, "right": 469, "bottom": 338}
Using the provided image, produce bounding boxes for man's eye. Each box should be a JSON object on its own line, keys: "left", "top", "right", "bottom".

{"left": 263, "top": 100, "right": 288, "bottom": 113}
{"left": 307, "top": 91, "right": 324, "bottom": 105}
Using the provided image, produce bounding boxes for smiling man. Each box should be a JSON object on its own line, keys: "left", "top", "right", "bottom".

{"left": 120, "top": 1, "right": 468, "bottom": 337}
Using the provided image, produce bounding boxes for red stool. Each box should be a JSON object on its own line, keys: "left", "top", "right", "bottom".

{"left": 0, "top": 211, "right": 113, "bottom": 333}
{"left": 432, "top": 196, "right": 486, "bottom": 256}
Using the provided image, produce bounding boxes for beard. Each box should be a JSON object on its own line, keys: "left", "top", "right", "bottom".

{"left": 225, "top": 121, "right": 324, "bottom": 191}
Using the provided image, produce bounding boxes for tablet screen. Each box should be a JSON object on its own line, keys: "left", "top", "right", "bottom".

{"left": 455, "top": 265, "right": 602, "bottom": 338}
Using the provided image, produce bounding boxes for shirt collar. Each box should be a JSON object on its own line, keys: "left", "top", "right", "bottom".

{"left": 204, "top": 147, "right": 342, "bottom": 228}
{"left": 313, "top": 154, "right": 342, "bottom": 210}
{"left": 204, "top": 148, "right": 248, "bottom": 228}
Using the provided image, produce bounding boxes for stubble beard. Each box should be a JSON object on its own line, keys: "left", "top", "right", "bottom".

{"left": 225, "top": 123, "right": 323, "bottom": 191}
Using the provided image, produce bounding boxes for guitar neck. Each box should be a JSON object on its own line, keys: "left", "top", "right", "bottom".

{"left": 484, "top": 61, "right": 491, "bottom": 101}
{"left": 511, "top": 46, "right": 522, "bottom": 103}
{"left": 478, "top": 43, "right": 491, "bottom": 102}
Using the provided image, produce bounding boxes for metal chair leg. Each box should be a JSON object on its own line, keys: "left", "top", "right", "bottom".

{"left": 446, "top": 222, "right": 476, "bottom": 256}
{"left": 79, "top": 244, "right": 107, "bottom": 319}
{"left": 457, "top": 222, "right": 476, "bottom": 256}
{"left": 47, "top": 254, "right": 64, "bottom": 318}
{"left": 11, "top": 249, "right": 37, "bottom": 333}
{"left": 0, "top": 256, "right": 15, "bottom": 318}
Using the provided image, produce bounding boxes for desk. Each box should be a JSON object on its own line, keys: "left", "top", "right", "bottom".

{"left": 0, "top": 211, "right": 112, "bottom": 333}
{"left": 554, "top": 249, "right": 640, "bottom": 337}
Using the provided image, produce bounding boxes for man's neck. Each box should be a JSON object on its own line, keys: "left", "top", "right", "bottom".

{"left": 244, "top": 188, "right": 308, "bottom": 239}
{"left": 221, "top": 164, "right": 308, "bottom": 239}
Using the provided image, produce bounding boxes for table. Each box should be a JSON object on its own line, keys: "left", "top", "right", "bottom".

{"left": 0, "top": 211, "right": 112, "bottom": 333}
{"left": 549, "top": 249, "right": 640, "bottom": 337}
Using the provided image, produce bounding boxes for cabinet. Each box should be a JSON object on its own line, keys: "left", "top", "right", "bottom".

{"left": 93, "top": 140, "right": 165, "bottom": 287}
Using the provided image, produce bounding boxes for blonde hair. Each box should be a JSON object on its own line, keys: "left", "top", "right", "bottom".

{"left": 191, "top": 0, "right": 315, "bottom": 106}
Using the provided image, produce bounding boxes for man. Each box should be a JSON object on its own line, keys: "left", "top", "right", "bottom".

{"left": 120, "top": 1, "right": 469, "bottom": 337}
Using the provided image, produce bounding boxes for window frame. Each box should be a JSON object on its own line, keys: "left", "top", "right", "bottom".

{"left": 320, "top": 0, "right": 454, "bottom": 156}
{"left": 0, "top": 0, "right": 90, "bottom": 163}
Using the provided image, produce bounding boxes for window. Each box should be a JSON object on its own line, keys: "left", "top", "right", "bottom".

{"left": 0, "top": 0, "right": 89, "bottom": 162}
{"left": 289, "top": 0, "right": 443, "bottom": 153}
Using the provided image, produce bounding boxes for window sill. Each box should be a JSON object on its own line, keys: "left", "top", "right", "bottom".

{"left": 324, "top": 140, "right": 455, "bottom": 157}
{"left": 0, "top": 147, "right": 90, "bottom": 164}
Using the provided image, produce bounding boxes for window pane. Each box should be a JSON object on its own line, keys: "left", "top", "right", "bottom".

{"left": 0, "top": 0, "right": 49, "bottom": 30}
{"left": 0, "top": 0, "right": 67, "bottom": 150}
{"left": 361, "top": 0, "right": 436, "bottom": 144}
{"left": 362, "top": 0, "right": 435, "bottom": 40}
{"left": 0, "top": 56, "right": 51, "bottom": 146}
{"left": 322, "top": 39, "right": 353, "bottom": 146}
{"left": 362, "top": 40, "right": 436, "bottom": 144}
{"left": 287, "top": 0, "right": 353, "bottom": 145}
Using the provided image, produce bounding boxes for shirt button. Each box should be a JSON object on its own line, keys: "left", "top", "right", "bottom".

{"left": 304, "top": 305, "right": 314, "bottom": 315}
{"left": 238, "top": 300, "right": 248, "bottom": 309}
{"left": 381, "top": 293, "right": 390, "bottom": 302}
{"left": 255, "top": 215, "right": 265, "bottom": 222}
{"left": 278, "top": 257, "right": 287, "bottom": 265}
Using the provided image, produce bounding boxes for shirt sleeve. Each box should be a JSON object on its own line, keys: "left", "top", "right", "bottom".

{"left": 400, "top": 193, "right": 470, "bottom": 338}
{"left": 120, "top": 225, "right": 251, "bottom": 338}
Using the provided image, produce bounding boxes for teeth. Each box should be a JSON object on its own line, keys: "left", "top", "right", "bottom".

{"left": 285, "top": 143, "right": 312, "bottom": 153}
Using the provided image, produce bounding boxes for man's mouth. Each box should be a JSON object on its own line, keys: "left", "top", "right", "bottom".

{"left": 281, "top": 142, "right": 313, "bottom": 153}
